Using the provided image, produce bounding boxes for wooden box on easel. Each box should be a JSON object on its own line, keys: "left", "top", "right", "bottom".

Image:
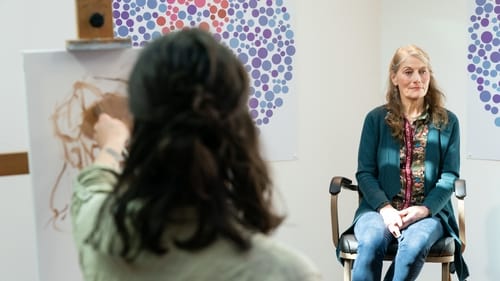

{"left": 67, "top": 0, "right": 131, "bottom": 50}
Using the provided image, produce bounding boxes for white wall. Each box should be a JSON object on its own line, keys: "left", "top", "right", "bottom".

{"left": 0, "top": 1, "right": 75, "bottom": 281}
{"left": 1, "top": 1, "right": 496, "bottom": 281}
{"left": 270, "top": 1, "right": 381, "bottom": 280}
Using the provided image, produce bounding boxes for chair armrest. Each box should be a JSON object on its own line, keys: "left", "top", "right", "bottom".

{"left": 454, "top": 179, "right": 466, "bottom": 252}
{"left": 329, "top": 176, "right": 357, "bottom": 195}
{"left": 330, "top": 176, "right": 358, "bottom": 248}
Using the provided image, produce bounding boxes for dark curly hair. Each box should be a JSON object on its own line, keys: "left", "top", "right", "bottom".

{"left": 384, "top": 45, "right": 448, "bottom": 141}
{"left": 88, "top": 28, "right": 284, "bottom": 260}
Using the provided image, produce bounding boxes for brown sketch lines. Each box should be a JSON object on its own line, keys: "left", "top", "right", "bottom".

{"left": 48, "top": 77, "right": 131, "bottom": 231}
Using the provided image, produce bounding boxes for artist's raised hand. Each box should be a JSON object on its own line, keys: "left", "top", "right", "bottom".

{"left": 379, "top": 204, "right": 402, "bottom": 238}
{"left": 93, "top": 113, "right": 130, "bottom": 170}
{"left": 93, "top": 113, "right": 130, "bottom": 150}
{"left": 399, "top": 206, "right": 430, "bottom": 229}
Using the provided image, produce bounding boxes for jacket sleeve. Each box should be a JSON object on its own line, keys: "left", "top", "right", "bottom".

{"left": 71, "top": 164, "right": 120, "bottom": 254}
{"left": 356, "top": 109, "right": 390, "bottom": 210}
{"left": 423, "top": 111, "right": 460, "bottom": 215}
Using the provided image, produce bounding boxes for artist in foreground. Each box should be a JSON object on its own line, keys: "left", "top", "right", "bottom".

{"left": 71, "top": 28, "right": 321, "bottom": 281}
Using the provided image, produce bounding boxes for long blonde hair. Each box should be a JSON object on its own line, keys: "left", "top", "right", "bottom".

{"left": 385, "top": 44, "right": 448, "bottom": 141}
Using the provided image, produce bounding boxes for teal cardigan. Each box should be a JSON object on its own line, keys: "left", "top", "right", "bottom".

{"left": 346, "top": 105, "right": 469, "bottom": 280}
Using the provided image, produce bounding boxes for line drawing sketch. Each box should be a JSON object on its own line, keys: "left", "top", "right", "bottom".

{"left": 48, "top": 77, "right": 131, "bottom": 231}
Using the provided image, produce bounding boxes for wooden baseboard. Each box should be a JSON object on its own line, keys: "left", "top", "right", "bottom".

{"left": 0, "top": 152, "right": 29, "bottom": 176}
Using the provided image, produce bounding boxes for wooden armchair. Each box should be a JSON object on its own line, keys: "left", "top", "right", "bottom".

{"left": 329, "top": 176, "right": 466, "bottom": 281}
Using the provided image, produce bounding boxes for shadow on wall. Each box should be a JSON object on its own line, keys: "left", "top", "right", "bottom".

{"left": 486, "top": 205, "right": 500, "bottom": 280}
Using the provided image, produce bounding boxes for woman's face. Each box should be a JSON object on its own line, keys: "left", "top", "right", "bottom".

{"left": 391, "top": 55, "right": 430, "bottom": 104}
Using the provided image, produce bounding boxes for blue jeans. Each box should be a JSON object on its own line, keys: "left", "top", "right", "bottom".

{"left": 352, "top": 211, "right": 444, "bottom": 281}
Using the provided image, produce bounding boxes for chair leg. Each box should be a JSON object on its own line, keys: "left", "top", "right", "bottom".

{"left": 442, "top": 262, "right": 450, "bottom": 281}
{"left": 344, "top": 260, "right": 352, "bottom": 281}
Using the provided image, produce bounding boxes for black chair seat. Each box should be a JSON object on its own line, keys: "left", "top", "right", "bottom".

{"left": 339, "top": 233, "right": 455, "bottom": 258}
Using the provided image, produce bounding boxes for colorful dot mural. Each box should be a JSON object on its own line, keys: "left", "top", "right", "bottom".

{"left": 467, "top": 0, "right": 500, "bottom": 127}
{"left": 112, "top": 0, "right": 296, "bottom": 127}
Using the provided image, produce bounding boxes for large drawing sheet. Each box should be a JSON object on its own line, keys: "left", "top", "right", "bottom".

{"left": 466, "top": 0, "right": 500, "bottom": 160}
{"left": 24, "top": 49, "right": 140, "bottom": 281}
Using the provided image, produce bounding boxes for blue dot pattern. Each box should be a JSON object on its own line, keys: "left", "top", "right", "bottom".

{"left": 467, "top": 0, "right": 500, "bottom": 126}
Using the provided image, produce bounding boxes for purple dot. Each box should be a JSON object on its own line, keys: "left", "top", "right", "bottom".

{"left": 266, "top": 110, "right": 273, "bottom": 117}
{"left": 478, "top": 49, "right": 486, "bottom": 56}
{"left": 468, "top": 44, "right": 477, "bottom": 52}
{"left": 187, "top": 5, "right": 197, "bottom": 15}
{"left": 249, "top": 0, "right": 258, "bottom": 8}
{"left": 247, "top": 33, "right": 255, "bottom": 41}
{"left": 478, "top": 77, "right": 484, "bottom": 84}
{"left": 116, "top": 19, "right": 123, "bottom": 25}
{"left": 126, "top": 19, "right": 134, "bottom": 27}
{"left": 271, "top": 70, "right": 278, "bottom": 77}
{"left": 263, "top": 28, "right": 272, "bottom": 38}
{"left": 262, "top": 84, "right": 269, "bottom": 91}
{"left": 249, "top": 98, "right": 259, "bottom": 109}
{"left": 252, "top": 57, "right": 262, "bottom": 68}
{"left": 113, "top": 10, "right": 121, "bottom": 18}
{"left": 258, "top": 47, "right": 268, "bottom": 58}
{"left": 252, "top": 9, "right": 259, "bottom": 17}
{"left": 121, "top": 11, "right": 130, "bottom": 20}
{"left": 468, "top": 64, "right": 476, "bottom": 72}
{"left": 113, "top": 2, "right": 120, "bottom": 9}
{"left": 250, "top": 110, "right": 258, "bottom": 119}
{"left": 478, "top": 85, "right": 483, "bottom": 91}
{"left": 272, "top": 54, "right": 281, "bottom": 64}
{"left": 481, "top": 18, "right": 489, "bottom": 26}
{"left": 493, "top": 94, "right": 500, "bottom": 103}
{"left": 480, "top": 91, "right": 491, "bottom": 102}
{"left": 491, "top": 52, "right": 500, "bottom": 63}
{"left": 481, "top": 31, "right": 493, "bottom": 43}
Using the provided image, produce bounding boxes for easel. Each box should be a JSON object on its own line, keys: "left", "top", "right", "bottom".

{"left": 0, "top": 0, "right": 131, "bottom": 177}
